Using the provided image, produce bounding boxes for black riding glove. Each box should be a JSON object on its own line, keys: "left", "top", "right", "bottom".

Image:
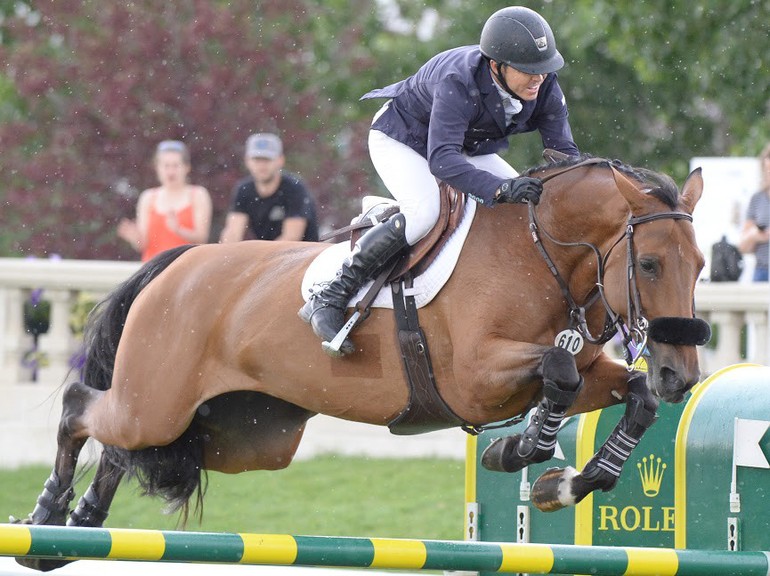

{"left": 495, "top": 176, "right": 543, "bottom": 205}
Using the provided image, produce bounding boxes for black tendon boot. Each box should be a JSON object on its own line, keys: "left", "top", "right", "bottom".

{"left": 299, "top": 213, "right": 408, "bottom": 355}
{"left": 12, "top": 470, "right": 74, "bottom": 526}
{"left": 482, "top": 347, "right": 582, "bottom": 473}
{"left": 577, "top": 372, "right": 658, "bottom": 494}
{"left": 67, "top": 485, "right": 109, "bottom": 528}
{"left": 482, "top": 378, "right": 583, "bottom": 473}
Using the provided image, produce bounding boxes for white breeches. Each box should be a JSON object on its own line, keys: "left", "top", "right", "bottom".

{"left": 367, "top": 128, "right": 519, "bottom": 245}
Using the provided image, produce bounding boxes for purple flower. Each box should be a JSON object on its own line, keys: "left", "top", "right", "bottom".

{"left": 29, "top": 288, "right": 44, "bottom": 306}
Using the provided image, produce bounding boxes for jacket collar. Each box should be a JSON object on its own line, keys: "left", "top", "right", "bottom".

{"left": 477, "top": 59, "right": 507, "bottom": 132}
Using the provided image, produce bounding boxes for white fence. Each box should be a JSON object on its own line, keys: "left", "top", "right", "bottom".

{"left": 694, "top": 282, "right": 770, "bottom": 374}
{"left": 0, "top": 258, "right": 141, "bottom": 386}
{"left": 0, "top": 257, "right": 767, "bottom": 467}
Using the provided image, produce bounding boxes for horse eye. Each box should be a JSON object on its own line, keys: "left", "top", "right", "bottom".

{"left": 638, "top": 257, "right": 659, "bottom": 275}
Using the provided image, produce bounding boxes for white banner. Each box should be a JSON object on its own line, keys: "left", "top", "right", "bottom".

{"left": 733, "top": 417, "right": 770, "bottom": 469}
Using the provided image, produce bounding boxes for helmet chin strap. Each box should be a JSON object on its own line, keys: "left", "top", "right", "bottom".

{"left": 491, "top": 60, "right": 517, "bottom": 97}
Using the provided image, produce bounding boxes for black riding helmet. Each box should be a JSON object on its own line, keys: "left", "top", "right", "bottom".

{"left": 480, "top": 6, "right": 564, "bottom": 75}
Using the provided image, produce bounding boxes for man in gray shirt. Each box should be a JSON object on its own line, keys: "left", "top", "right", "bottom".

{"left": 739, "top": 143, "right": 770, "bottom": 281}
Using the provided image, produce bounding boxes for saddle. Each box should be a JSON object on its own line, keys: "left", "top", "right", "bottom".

{"left": 325, "top": 181, "right": 467, "bottom": 281}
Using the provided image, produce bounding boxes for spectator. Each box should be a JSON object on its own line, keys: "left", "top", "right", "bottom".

{"left": 117, "top": 140, "right": 212, "bottom": 261}
{"left": 738, "top": 143, "right": 770, "bottom": 281}
{"left": 219, "top": 133, "right": 319, "bottom": 243}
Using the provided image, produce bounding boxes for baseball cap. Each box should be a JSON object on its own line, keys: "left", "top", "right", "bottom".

{"left": 245, "top": 133, "right": 283, "bottom": 159}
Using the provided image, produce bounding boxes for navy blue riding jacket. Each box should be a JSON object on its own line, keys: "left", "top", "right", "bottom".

{"left": 361, "top": 45, "right": 579, "bottom": 207}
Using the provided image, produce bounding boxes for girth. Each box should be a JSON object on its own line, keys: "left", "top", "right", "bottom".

{"left": 387, "top": 274, "right": 465, "bottom": 435}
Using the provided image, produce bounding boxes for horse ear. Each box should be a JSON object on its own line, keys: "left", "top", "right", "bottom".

{"left": 610, "top": 165, "right": 648, "bottom": 213}
{"left": 679, "top": 167, "right": 704, "bottom": 214}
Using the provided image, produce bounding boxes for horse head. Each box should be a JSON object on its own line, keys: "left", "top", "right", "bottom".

{"left": 603, "top": 164, "right": 709, "bottom": 402}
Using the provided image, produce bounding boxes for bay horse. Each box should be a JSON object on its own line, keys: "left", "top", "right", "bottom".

{"left": 14, "top": 156, "right": 709, "bottom": 572}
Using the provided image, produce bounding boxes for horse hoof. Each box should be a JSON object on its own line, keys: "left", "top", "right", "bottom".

{"left": 481, "top": 435, "right": 525, "bottom": 473}
{"left": 481, "top": 435, "right": 555, "bottom": 473}
{"left": 10, "top": 514, "right": 75, "bottom": 570}
{"left": 531, "top": 466, "right": 579, "bottom": 512}
{"left": 16, "top": 557, "right": 74, "bottom": 572}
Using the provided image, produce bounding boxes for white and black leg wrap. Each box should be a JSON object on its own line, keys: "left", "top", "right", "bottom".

{"left": 594, "top": 427, "right": 640, "bottom": 478}
{"left": 585, "top": 373, "right": 658, "bottom": 484}
{"left": 517, "top": 344, "right": 584, "bottom": 461}
{"left": 517, "top": 377, "right": 582, "bottom": 460}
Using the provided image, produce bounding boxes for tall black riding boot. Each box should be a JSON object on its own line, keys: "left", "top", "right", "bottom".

{"left": 299, "top": 213, "right": 407, "bottom": 356}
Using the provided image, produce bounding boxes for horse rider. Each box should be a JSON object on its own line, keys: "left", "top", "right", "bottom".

{"left": 299, "top": 6, "right": 580, "bottom": 355}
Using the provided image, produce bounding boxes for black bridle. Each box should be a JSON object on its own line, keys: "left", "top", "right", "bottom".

{"left": 528, "top": 159, "right": 696, "bottom": 369}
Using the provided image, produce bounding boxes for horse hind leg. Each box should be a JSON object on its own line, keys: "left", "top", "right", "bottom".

{"left": 13, "top": 381, "right": 104, "bottom": 572}
{"left": 481, "top": 347, "right": 582, "bottom": 473}
{"left": 67, "top": 451, "right": 125, "bottom": 528}
{"left": 12, "top": 381, "right": 102, "bottom": 525}
{"left": 531, "top": 371, "right": 658, "bottom": 512}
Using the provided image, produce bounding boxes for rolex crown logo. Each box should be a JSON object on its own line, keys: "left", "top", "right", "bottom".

{"left": 637, "top": 453, "right": 666, "bottom": 497}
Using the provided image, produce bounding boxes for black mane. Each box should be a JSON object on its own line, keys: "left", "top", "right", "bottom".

{"left": 523, "top": 153, "right": 679, "bottom": 209}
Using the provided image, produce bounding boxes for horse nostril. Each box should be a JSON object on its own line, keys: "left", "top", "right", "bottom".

{"left": 658, "top": 366, "right": 688, "bottom": 403}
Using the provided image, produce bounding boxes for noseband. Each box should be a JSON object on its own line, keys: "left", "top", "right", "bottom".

{"left": 529, "top": 159, "right": 710, "bottom": 369}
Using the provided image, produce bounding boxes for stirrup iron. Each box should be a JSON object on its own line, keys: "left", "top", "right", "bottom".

{"left": 322, "top": 310, "right": 363, "bottom": 357}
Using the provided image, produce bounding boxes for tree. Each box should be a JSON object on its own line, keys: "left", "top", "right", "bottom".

{"left": 561, "top": 0, "right": 770, "bottom": 177}
{"left": 0, "top": 0, "right": 379, "bottom": 258}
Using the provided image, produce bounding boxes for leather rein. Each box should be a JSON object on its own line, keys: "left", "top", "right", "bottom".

{"left": 528, "top": 158, "right": 694, "bottom": 369}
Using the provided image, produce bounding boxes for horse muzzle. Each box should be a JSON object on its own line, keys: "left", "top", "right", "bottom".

{"left": 645, "top": 316, "right": 709, "bottom": 402}
{"left": 647, "top": 317, "right": 711, "bottom": 347}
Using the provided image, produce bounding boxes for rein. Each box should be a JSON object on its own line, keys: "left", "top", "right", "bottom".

{"left": 528, "top": 159, "right": 694, "bottom": 369}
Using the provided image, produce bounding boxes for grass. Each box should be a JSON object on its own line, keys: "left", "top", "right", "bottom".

{"left": 0, "top": 456, "right": 465, "bottom": 540}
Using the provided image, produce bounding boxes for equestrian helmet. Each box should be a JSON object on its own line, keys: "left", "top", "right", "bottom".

{"left": 479, "top": 6, "right": 564, "bottom": 75}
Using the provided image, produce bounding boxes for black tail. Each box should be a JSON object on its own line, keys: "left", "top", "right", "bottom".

{"left": 82, "top": 245, "right": 206, "bottom": 521}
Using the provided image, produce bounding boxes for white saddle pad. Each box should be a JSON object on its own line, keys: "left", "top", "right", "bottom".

{"left": 301, "top": 199, "right": 477, "bottom": 309}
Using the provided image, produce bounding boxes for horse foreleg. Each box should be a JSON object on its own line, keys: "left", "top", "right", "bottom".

{"left": 530, "top": 371, "right": 658, "bottom": 511}
{"left": 481, "top": 347, "right": 582, "bottom": 473}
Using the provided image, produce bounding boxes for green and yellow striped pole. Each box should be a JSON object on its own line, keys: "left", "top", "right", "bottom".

{"left": 1, "top": 524, "right": 769, "bottom": 576}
